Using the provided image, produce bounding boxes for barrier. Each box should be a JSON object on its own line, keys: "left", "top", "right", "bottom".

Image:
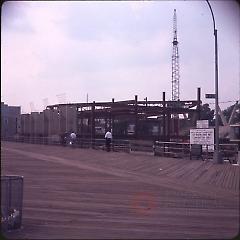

{"left": 153, "top": 141, "right": 190, "bottom": 158}
{"left": 1, "top": 175, "right": 24, "bottom": 232}
{"left": 76, "top": 139, "right": 130, "bottom": 153}
{"left": 154, "top": 141, "right": 238, "bottom": 163}
{"left": 2, "top": 137, "right": 238, "bottom": 163}
{"left": 130, "top": 142, "right": 154, "bottom": 153}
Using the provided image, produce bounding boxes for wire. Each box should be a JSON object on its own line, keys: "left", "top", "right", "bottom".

{"left": 205, "top": 100, "right": 239, "bottom": 105}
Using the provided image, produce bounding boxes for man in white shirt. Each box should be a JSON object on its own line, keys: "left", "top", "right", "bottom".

{"left": 105, "top": 130, "right": 112, "bottom": 152}
{"left": 70, "top": 131, "right": 77, "bottom": 147}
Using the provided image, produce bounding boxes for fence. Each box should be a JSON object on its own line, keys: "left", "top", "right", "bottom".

{"left": 153, "top": 141, "right": 239, "bottom": 164}
{"left": 2, "top": 136, "right": 239, "bottom": 164}
{"left": 1, "top": 175, "right": 24, "bottom": 232}
{"left": 153, "top": 142, "right": 190, "bottom": 158}
{"left": 130, "top": 141, "right": 154, "bottom": 153}
{"left": 2, "top": 136, "right": 131, "bottom": 153}
{"left": 74, "top": 138, "right": 131, "bottom": 153}
{"left": 12, "top": 135, "right": 60, "bottom": 145}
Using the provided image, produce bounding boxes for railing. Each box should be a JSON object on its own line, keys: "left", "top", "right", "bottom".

{"left": 130, "top": 142, "right": 154, "bottom": 153}
{"left": 153, "top": 142, "right": 190, "bottom": 158}
{"left": 75, "top": 138, "right": 130, "bottom": 153}
{"left": 2, "top": 136, "right": 238, "bottom": 164}
{"left": 10, "top": 135, "right": 60, "bottom": 145}
{"left": 2, "top": 136, "right": 131, "bottom": 153}
{"left": 219, "top": 144, "right": 239, "bottom": 163}
{"left": 153, "top": 141, "right": 239, "bottom": 164}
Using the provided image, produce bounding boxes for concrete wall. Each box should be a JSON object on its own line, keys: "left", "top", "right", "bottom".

{"left": 21, "top": 113, "right": 44, "bottom": 136}
{"left": 30, "top": 112, "right": 45, "bottom": 136}
{"left": 43, "top": 109, "right": 60, "bottom": 136}
{"left": 59, "top": 106, "right": 77, "bottom": 134}
{"left": 18, "top": 106, "right": 78, "bottom": 137}
{"left": 20, "top": 114, "right": 31, "bottom": 135}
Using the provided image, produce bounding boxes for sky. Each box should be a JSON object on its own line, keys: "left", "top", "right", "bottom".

{"left": 1, "top": 0, "right": 240, "bottom": 113}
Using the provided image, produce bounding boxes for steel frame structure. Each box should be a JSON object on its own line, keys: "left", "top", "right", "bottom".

{"left": 47, "top": 89, "right": 201, "bottom": 141}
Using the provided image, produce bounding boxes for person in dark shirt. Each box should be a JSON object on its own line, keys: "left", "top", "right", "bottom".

{"left": 60, "top": 132, "right": 68, "bottom": 146}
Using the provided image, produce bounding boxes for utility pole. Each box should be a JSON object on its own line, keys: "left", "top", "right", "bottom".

{"left": 206, "top": 1, "right": 222, "bottom": 164}
{"left": 144, "top": 97, "right": 148, "bottom": 107}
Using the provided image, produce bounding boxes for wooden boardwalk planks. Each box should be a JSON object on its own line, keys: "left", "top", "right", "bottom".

{"left": 1, "top": 141, "right": 239, "bottom": 239}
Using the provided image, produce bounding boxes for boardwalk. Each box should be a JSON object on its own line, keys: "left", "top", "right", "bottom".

{"left": 1, "top": 141, "right": 239, "bottom": 239}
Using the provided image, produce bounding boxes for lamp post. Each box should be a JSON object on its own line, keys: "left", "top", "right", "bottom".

{"left": 144, "top": 97, "right": 148, "bottom": 107}
{"left": 206, "top": 1, "right": 222, "bottom": 164}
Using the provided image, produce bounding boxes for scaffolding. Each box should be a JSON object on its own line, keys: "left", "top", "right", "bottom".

{"left": 46, "top": 89, "right": 201, "bottom": 141}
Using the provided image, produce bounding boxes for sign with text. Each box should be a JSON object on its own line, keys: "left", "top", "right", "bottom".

{"left": 196, "top": 120, "right": 209, "bottom": 129}
{"left": 190, "top": 128, "right": 214, "bottom": 145}
{"left": 205, "top": 93, "right": 215, "bottom": 99}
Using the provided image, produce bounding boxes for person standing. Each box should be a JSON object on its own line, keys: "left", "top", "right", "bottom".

{"left": 70, "top": 131, "right": 77, "bottom": 147}
{"left": 105, "top": 130, "right": 112, "bottom": 152}
{"left": 60, "top": 132, "right": 68, "bottom": 146}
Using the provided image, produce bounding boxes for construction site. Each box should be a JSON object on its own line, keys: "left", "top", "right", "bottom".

{"left": 1, "top": 8, "right": 240, "bottom": 240}
{"left": 18, "top": 91, "right": 201, "bottom": 140}
{"left": 1, "top": 8, "right": 239, "bottom": 146}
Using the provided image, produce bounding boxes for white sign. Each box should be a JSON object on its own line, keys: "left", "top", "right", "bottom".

{"left": 196, "top": 120, "right": 209, "bottom": 129}
{"left": 202, "top": 144, "right": 214, "bottom": 152}
{"left": 190, "top": 128, "right": 214, "bottom": 145}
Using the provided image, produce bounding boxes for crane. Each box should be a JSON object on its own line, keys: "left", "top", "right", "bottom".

{"left": 171, "top": 9, "right": 180, "bottom": 101}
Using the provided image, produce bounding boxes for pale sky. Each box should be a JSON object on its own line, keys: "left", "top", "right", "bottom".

{"left": 1, "top": 0, "right": 240, "bottom": 113}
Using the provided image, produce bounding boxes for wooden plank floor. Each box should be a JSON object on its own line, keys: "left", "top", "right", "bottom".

{"left": 1, "top": 141, "right": 239, "bottom": 239}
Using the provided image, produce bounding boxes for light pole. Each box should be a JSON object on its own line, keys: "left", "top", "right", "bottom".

{"left": 144, "top": 97, "right": 148, "bottom": 107}
{"left": 206, "top": 1, "right": 222, "bottom": 164}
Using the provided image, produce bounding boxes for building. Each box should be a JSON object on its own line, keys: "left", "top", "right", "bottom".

{"left": 1, "top": 102, "right": 21, "bottom": 139}
{"left": 17, "top": 89, "right": 202, "bottom": 140}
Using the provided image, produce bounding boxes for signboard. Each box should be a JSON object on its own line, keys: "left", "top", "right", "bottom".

{"left": 205, "top": 93, "right": 215, "bottom": 99}
{"left": 196, "top": 120, "right": 209, "bottom": 129}
{"left": 190, "top": 128, "right": 214, "bottom": 145}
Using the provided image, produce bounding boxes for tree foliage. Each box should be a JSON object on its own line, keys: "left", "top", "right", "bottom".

{"left": 200, "top": 103, "right": 215, "bottom": 126}
{"left": 222, "top": 102, "right": 240, "bottom": 124}
{"left": 199, "top": 102, "right": 240, "bottom": 126}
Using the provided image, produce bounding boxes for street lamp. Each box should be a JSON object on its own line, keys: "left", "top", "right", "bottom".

{"left": 144, "top": 97, "right": 148, "bottom": 107}
{"left": 206, "top": 1, "right": 222, "bottom": 164}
